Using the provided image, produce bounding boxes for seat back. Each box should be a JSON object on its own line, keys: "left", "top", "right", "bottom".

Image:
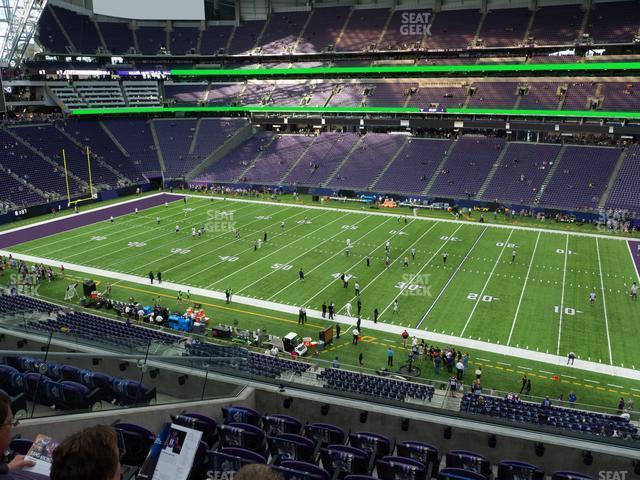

{"left": 446, "top": 450, "right": 492, "bottom": 478}
{"left": 263, "top": 414, "right": 302, "bottom": 435}
{"left": 438, "top": 467, "right": 488, "bottom": 480}
{"left": 498, "top": 460, "right": 544, "bottom": 480}
{"left": 349, "top": 432, "right": 391, "bottom": 460}
{"left": 222, "top": 405, "right": 262, "bottom": 426}
{"left": 305, "top": 423, "right": 347, "bottom": 447}
{"left": 268, "top": 433, "right": 315, "bottom": 463}
{"left": 319, "top": 444, "right": 370, "bottom": 479}
{"left": 376, "top": 456, "right": 427, "bottom": 480}
{"left": 396, "top": 441, "right": 439, "bottom": 475}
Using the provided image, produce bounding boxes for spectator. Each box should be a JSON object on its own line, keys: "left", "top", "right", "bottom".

{"left": 568, "top": 391, "right": 577, "bottom": 407}
{"left": 0, "top": 392, "right": 47, "bottom": 479}
{"left": 401, "top": 329, "right": 409, "bottom": 347}
{"left": 455, "top": 359, "right": 465, "bottom": 380}
{"left": 387, "top": 347, "right": 394, "bottom": 367}
{"left": 235, "top": 465, "right": 283, "bottom": 480}
{"left": 617, "top": 397, "right": 625, "bottom": 415}
{"left": 475, "top": 366, "right": 482, "bottom": 380}
{"left": 332, "top": 356, "right": 340, "bottom": 369}
{"left": 50, "top": 425, "right": 120, "bottom": 480}
{"left": 541, "top": 396, "right": 552, "bottom": 408}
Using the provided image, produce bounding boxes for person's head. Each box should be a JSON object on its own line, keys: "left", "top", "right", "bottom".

{"left": 234, "top": 464, "right": 283, "bottom": 480}
{"left": 50, "top": 425, "right": 120, "bottom": 480}
{"left": 0, "top": 391, "right": 16, "bottom": 453}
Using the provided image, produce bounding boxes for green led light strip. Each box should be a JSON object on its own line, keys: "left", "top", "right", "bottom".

{"left": 69, "top": 105, "right": 640, "bottom": 120}
{"left": 170, "top": 61, "right": 640, "bottom": 77}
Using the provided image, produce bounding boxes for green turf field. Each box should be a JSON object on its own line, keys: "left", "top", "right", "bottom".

{"left": 3, "top": 193, "right": 640, "bottom": 411}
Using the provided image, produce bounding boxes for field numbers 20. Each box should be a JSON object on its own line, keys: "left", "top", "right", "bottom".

{"left": 467, "top": 292, "right": 494, "bottom": 302}
{"left": 556, "top": 249, "right": 574, "bottom": 255}
{"left": 496, "top": 242, "right": 517, "bottom": 248}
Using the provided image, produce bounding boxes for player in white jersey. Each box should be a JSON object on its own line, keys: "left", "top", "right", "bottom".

{"left": 346, "top": 238, "right": 351, "bottom": 248}
{"left": 175, "top": 225, "right": 180, "bottom": 233}
{"left": 385, "top": 240, "right": 390, "bottom": 252}
{"left": 134, "top": 207, "right": 138, "bottom": 214}
{"left": 345, "top": 302, "right": 352, "bottom": 316}
{"left": 589, "top": 291, "right": 596, "bottom": 304}
{"left": 631, "top": 282, "right": 638, "bottom": 301}
{"left": 156, "top": 216, "right": 160, "bottom": 224}
{"left": 191, "top": 227, "right": 196, "bottom": 238}
{"left": 109, "top": 215, "right": 114, "bottom": 223}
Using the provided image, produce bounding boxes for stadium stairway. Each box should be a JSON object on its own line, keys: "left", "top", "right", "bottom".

{"left": 186, "top": 121, "right": 254, "bottom": 181}
{"left": 278, "top": 136, "right": 319, "bottom": 184}
{"left": 3, "top": 126, "right": 90, "bottom": 191}
{"left": 368, "top": 136, "right": 409, "bottom": 191}
{"left": 597, "top": 148, "right": 628, "bottom": 210}
{"left": 57, "top": 125, "right": 133, "bottom": 185}
{"left": 235, "top": 134, "right": 278, "bottom": 182}
{"left": 533, "top": 144, "right": 566, "bottom": 205}
{"left": 422, "top": 139, "right": 458, "bottom": 196}
{"left": 149, "top": 120, "right": 167, "bottom": 173}
{"left": 475, "top": 142, "right": 511, "bottom": 199}
{"left": 323, "top": 135, "right": 365, "bottom": 186}
{"left": 0, "top": 163, "right": 46, "bottom": 202}
{"left": 99, "top": 121, "right": 131, "bottom": 159}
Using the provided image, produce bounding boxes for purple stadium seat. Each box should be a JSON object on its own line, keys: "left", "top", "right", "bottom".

{"left": 396, "top": 441, "right": 440, "bottom": 476}
{"left": 113, "top": 423, "right": 155, "bottom": 467}
{"left": 262, "top": 414, "right": 303, "bottom": 435}
{"left": 376, "top": 456, "right": 427, "bottom": 480}
{"left": 320, "top": 444, "right": 371, "bottom": 479}
{"left": 445, "top": 450, "right": 492, "bottom": 478}
{"left": 498, "top": 460, "right": 544, "bottom": 480}
{"left": 438, "top": 468, "right": 487, "bottom": 480}
{"left": 268, "top": 433, "right": 316, "bottom": 463}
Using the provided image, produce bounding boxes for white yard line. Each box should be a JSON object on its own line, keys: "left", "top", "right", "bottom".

{"left": 557, "top": 235, "right": 569, "bottom": 356}
{"left": 178, "top": 207, "right": 321, "bottom": 283}
{"left": 366, "top": 223, "right": 463, "bottom": 319}
{"left": 126, "top": 205, "right": 297, "bottom": 276}
{"left": 20, "top": 208, "right": 167, "bottom": 254}
{"left": 206, "top": 211, "right": 347, "bottom": 288}
{"left": 4, "top": 247, "right": 640, "bottom": 383}
{"left": 63, "top": 202, "right": 256, "bottom": 263}
{"left": 595, "top": 238, "right": 614, "bottom": 365}
{"left": 178, "top": 193, "right": 637, "bottom": 242}
{"left": 235, "top": 214, "right": 371, "bottom": 295}
{"left": 0, "top": 192, "right": 171, "bottom": 238}
{"left": 266, "top": 217, "right": 393, "bottom": 302}
{"left": 300, "top": 218, "right": 417, "bottom": 308}
{"left": 415, "top": 227, "right": 488, "bottom": 329}
{"left": 460, "top": 230, "right": 514, "bottom": 336}
{"left": 507, "top": 231, "right": 541, "bottom": 346}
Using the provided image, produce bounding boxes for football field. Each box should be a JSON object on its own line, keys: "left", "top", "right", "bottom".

{"left": 5, "top": 193, "right": 640, "bottom": 371}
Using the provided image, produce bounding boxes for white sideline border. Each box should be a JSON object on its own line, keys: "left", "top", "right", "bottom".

{"left": 178, "top": 192, "right": 639, "bottom": 241}
{"left": 2, "top": 192, "right": 640, "bottom": 383}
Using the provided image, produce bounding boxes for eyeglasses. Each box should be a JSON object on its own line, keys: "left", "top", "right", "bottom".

{"left": 1, "top": 418, "right": 19, "bottom": 428}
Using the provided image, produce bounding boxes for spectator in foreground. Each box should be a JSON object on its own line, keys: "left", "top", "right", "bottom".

{"left": 0, "top": 392, "right": 47, "bottom": 479}
{"left": 235, "top": 464, "right": 283, "bottom": 480}
{"left": 50, "top": 425, "right": 120, "bottom": 480}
